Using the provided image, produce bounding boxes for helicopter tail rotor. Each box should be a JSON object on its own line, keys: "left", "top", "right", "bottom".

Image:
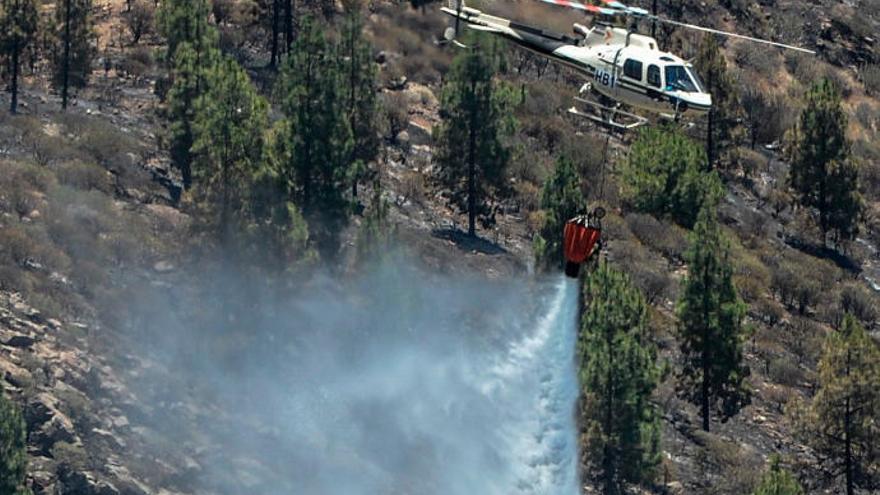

{"left": 440, "top": 0, "right": 470, "bottom": 48}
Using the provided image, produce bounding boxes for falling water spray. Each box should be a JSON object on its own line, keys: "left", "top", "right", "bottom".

{"left": 128, "top": 262, "right": 582, "bottom": 495}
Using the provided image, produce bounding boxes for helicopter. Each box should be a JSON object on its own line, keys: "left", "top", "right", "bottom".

{"left": 440, "top": 0, "right": 815, "bottom": 129}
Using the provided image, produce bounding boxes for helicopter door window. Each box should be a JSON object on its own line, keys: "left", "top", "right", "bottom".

{"left": 623, "top": 59, "right": 643, "bottom": 81}
{"left": 647, "top": 64, "right": 661, "bottom": 88}
{"left": 665, "top": 65, "right": 699, "bottom": 92}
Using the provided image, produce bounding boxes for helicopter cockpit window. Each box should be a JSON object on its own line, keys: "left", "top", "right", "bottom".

{"left": 623, "top": 59, "right": 643, "bottom": 80}
{"left": 647, "top": 64, "right": 661, "bottom": 88}
{"left": 686, "top": 66, "right": 705, "bottom": 93}
{"left": 665, "top": 65, "right": 699, "bottom": 92}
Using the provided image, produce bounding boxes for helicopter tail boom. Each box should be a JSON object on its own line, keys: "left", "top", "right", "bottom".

{"left": 440, "top": 1, "right": 585, "bottom": 65}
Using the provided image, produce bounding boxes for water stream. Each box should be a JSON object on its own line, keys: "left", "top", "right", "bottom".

{"left": 135, "top": 268, "right": 582, "bottom": 495}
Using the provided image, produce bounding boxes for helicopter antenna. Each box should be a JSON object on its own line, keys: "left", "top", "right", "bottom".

{"left": 651, "top": 0, "right": 657, "bottom": 38}
{"left": 533, "top": 0, "right": 816, "bottom": 54}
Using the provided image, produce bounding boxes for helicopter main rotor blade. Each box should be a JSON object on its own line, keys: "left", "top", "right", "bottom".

{"left": 598, "top": 0, "right": 816, "bottom": 54}
{"left": 640, "top": 15, "right": 815, "bottom": 54}
{"left": 529, "top": 0, "right": 816, "bottom": 54}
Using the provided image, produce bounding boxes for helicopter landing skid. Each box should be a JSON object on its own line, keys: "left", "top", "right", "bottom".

{"left": 568, "top": 96, "right": 648, "bottom": 130}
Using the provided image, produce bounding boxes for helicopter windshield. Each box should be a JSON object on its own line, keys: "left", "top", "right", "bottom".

{"left": 665, "top": 65, "right": 700, "bottom": 93}
{"left": 686, "top": 67, "right": 705, "bottom": 92}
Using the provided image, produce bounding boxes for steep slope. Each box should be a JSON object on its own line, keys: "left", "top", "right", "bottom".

{"left": 0, "top": 0, "right": 878, "bottom": 494}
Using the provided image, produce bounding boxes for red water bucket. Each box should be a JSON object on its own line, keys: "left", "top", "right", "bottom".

{"left": 563, "top": 220, "right": 601, "bottom": 278}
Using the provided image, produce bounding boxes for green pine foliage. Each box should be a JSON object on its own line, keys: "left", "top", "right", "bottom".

{"left": 190, "top": 55, "right": 268, "bottom": 242}
{"left": 249, "top": 124, "right": 316, "bottom": 267}
{"left": 0, "top": 390, "right": 29, "bottom": 495}
{"left": 579, "top": 262, "right": 662, "bottom": 493}
{"left": 791, "top": 315, "right": 880, "bottom": 495}
{"left": 339, "top": 7, "right": 380, "bottom": 199}
{"left": 355, "top": 177, "right": 395, "bottom": 265}
{"left": 157, "top": 0, "right": 216, "bottom": 64}
{"left": 676, "top": 204, "right": 750, "bottom": 431}
{"left": 621, "top": 126, "right": 722, "bottom": 228}
{"left": 752, "top": 456, "right": 804, "bottom": 495}
{"left": 434, "top": 32, "right": 516, "bottom": 237}
{"left": 533, "top": 155, "right": 586, "bottom": 272}
{"left": 167, "top": 42, "right": 219, "bottom": 190}
{"left": 276, "top": 17, "right": 353, "bottom": 254}
{"left": 52, "top": 0, "right": 94, "bottom": 109}
{"left": 788, "top": 79, "right": 863, "bottom": 247}
{"left": 0, "top": 0, "right": 38, "bottom": 113}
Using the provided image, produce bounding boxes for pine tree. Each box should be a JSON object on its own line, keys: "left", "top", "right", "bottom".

{"left": 339, "top": 6, "right": 379, "bottom": 199}
{"left": 533, "top": 155, "right": 586, "bottom": 271}
{"left": 788, "top": 79, "right": 863, "bottom": 247}
{"left": 0, "top": 390, "right": 28, "bottom": 495}
{"left": 167, "top": 41, "right": 218, "bottom": 190}
{"left": 435, "top": 33, "right": 515, "bottom": 237}
{"left": 792, "top": 315, "right": 880, "bottom": 495}
{"left": 0, "top": 0, "right": 38, "bottom": 113}
{"left": 156, "top": 0, "right": 215, "bottom": 65}
{"left": 695, "top": 34, "right": 740, "bottom": 167}
{"left": 677, "top": 204, "right": 750, "bottom": 432}
{"left": 752, "top": 455, "right": 804, "bottom": 495}
{"left": 191, "top": 55, "right": 268, "bottom": 242}
{"left": 250, "top": 122, "right": 316, "bottom": 267}
{"left": 53, "top": 0, "right": 93, "bottom": 109}
{"left": 355, "top": 176, "right": 395, "bottom": 265}
{"left": 268, "top": 0, "right": 280, "bottom": 66}
{"left": 621, "top": 126, "right": 722, "bottom": 228}
{"left": 579, "top": 262, "right": 662, "bottom": 494}
{"left": 277, "top": 17, "right": 352, "bottom": 254}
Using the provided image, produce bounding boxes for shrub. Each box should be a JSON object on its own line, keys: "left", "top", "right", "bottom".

{"left": 862, "top": 64, "right": 880, "bottom": 96}
{"left": 734, "top": 46, "right": 778, "bottom": 79}
{"left": 123, "top": 0, "right": 155, "bottom": 45}
{"left": 382, "top": 92, "right": 410, "bottom": 142}
{"left": 631, "top": 266, "right": 672, "bottom": 305}
{"left": 823, "top": 66, "right": 852, "bottom": 98}
{"left": 854, "top": 103, "right": 877, "bottom": 131}
{"left": 787, "top": 317, "right": 825, "bottom": 367}
{"left": 0, "top": 389, "right": 29, "bottom": 495}
{"left": 694, "top": 431, "right": 762, "bottom": 495}
{"left": 839, "top": 282, "right": 878, "bottom": 325}
{"left": 118, "top": 46, "right": 154, "bottom": 80}
{"left": 769, "top": 257, "right": 829, "bottom": 315}
{"left": 769, "top": 355, "right": 805, "bottom": 387}
{"left": 753, "top": 297, "right": 785, "bottom": 327}
{"left": 784, "top": 52, "right": 818, "bottom": 84}
{"left": 72, "top": 118, "right": 142, "bottom": 168}
{"left": 55, "top": 161, "right": 112, "bottom": 193}
{"left": 625, "top": 213, "right": 688, "bottom": 262}
{"left": 740, "top": 90, "right": 794, "bottom": 148}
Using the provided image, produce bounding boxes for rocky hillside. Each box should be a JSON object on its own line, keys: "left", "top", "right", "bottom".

{"left": 1, "top": 0, "right": 879, "bottom": 493}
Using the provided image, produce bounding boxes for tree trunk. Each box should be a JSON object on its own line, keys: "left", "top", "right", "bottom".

{"left": 270, "top": 0, "right": 280, "bottom": 67}
{"left": 10, "top": 43, "right": 20, "bottom": 114}
{"left": 284, "top": 0, "right": 293, "bottom": 52}
{"left": 467, "top": 94, "right": 476, "bottom": 238}
{"left": 819, "top": 178, "right": 828, "bottom": 247}
{"left": 349, "top": 31, "right": 358, "bottom": 199}
{"left": 604, "top": 323, "right": 616, "bottom": 493}
{"left": 706, "top": 108, "right": 715, "bottom": 172}
{"left": 844, "top": 349, "right": 853, "bottom": 495}
{"left": 701, "top": 262, "right": 711, "bottom": 432}
{"left": 845, "top": 396, "right": 853, "bottom": 495}
{"left": 62, "top": 0, "right": 72, "bottom": 110}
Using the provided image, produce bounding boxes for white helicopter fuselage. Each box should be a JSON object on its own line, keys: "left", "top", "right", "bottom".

{"left": 441, "top": 3, "right": 712, "bottom": 118}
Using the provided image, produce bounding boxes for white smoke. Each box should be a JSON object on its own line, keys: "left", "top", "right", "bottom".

{"left": 127, "top": 261, "right": 581, "bottom": 495}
